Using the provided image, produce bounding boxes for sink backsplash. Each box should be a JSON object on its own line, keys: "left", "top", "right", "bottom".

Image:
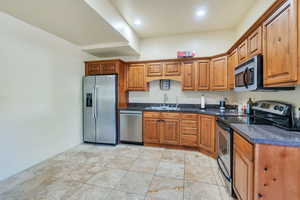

{"left": 129, "top": 80, "right": 232, "bottom": 104}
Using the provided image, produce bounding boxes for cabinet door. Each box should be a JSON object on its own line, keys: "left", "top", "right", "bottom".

{"left": 143, "top": 118, "right": 160, "bottom": 144}
{"left": 227, "top": 50, "right": 238, "bottom": 89}
{"left": 196, "top": 60, "right": 210, "bottom": 90}
{"left": 248, "top": 26, "right": 262, "bottom": 58}
{"left": 238, "top": 40, "right": 248, "bottom": 64}
{"left": 182, "top": 61, "right": 195, "bottom": 90}
{"left": 233, "top": 133, "right": 254, "bottom": 200}
{"left": 263, "top": 0, "right": 298, "bottom": 86}
{"left": 164, "top": 62, "right": 181, "bottom": 76}
{"left": 210, "top": 56, "right": 228, "bottom": 90}
{"left": 146, "top": 63, "right": 163, "bottom": 77}
{"left": 127, "top": 64, "right": 146, "bottom": 91}
{"left": 161, "top": 119, "right": 180, "bottom": 145}
{"left": 199, "top": 115, "right": 215, "bottom": 153}
{"left": 101, "top": 62, "right": 116, "bottom": 74}
{"left": 86, "top": 63, "right": 101, "bottom": 75}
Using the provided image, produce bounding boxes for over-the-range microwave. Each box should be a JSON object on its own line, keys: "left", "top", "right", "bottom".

{"left": 234, "top": 54, "right": 295, "bottom": 92}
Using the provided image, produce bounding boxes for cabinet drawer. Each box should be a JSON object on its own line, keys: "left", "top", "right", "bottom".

{"left": 181, "top": 120, "right": 198, "bottom": 128}
{"left": 143, "top": 112, "right": 160, "bottom": 118}
{"left": 181, "top": 127, "right": 197, "bottom": 135}
{"left": 160, "top": 112, "right": 180, "bottom": 119}
{"left": 234, "top": 132, "right": 254, "bottom": 161}
{"left": 181, "top": 113, "right": 198, "bottom": 120}
{"left": 181, "top": 134, "right": 198, "bottom": 147}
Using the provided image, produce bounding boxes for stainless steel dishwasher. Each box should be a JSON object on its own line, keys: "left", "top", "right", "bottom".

{"left": 120, "top": 110, "right": 143, "bottom": 144}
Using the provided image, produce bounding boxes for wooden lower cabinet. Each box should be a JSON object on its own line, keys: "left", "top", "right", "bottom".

{"left": 143, "top": 112, "right": 217, "bottom": 157}
{"left": 143, "top": 118, "right": 161, "bottom": 144}
{"left": 161, "top": 119, "right": 180, "bottom": 145}
{"left": 199, "top": 115, "right": 216, "bottom": 156}
{"left": 233, "top": 133, "right": 254, "bottom": 200}
{"left": 233, "top": 132, "right": 300, "bottom": 200}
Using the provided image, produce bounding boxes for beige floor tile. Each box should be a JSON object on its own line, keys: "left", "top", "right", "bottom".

{"left": 29, "top": 179, "right": 82, "bottom": 200}
{"left": 146, "top": 176, "right": 184, "bottom": 200}
{"left": 113, "top": 146, "right": 142, "bottom": 159}
{"left": 129, "top": 158, "right": 160, "bottom": 174}
{"left": 185, "top": 164, "right": 217, "bottom": 185}
{"left": 185, "top": 153, "right": 211, "bottom": 168}
{"left": 116, "top": 171, "right": 153, "bottom": 195}
{"left": 139, "top": 148, "right": 163, "bottom": 160}
{"left": 106, "top": 190, "right": 145, "bottom": 200}
{"left": 87, "top": 168, "right": 127, "bottom": 189}
{"left": 68, "top": 184, "right": 111, "bottom": 200}
{"left": 105, "top": 156, "right": 137, "bottom": 170}
{"left": 0, "top": 168, "right": 35, "bottom": 194}
{"left": 155, "top": 161, "right": 184, "bottom": 179}
{"left": 184, "top": 180, "right": 222, "bottom": 200}
{"left": 218, "top": 186, "right": 236, "bottom": 200}
{"left": 161, "top": 150, "right": 185, "bottom": 164}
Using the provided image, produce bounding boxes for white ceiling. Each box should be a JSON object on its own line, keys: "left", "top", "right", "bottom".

{"left": 110, "top": 0, "right": 257, "bottom": 38}
{"left": 0, "top": 0, "right": 127, "bottom": 46}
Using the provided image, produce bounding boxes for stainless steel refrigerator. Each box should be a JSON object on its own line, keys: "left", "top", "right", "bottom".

{"left": 83, "top": 75, "right": 118, "bottom": 145}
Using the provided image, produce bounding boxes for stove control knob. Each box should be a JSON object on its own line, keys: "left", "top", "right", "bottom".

{"left": 274, "top": 105, "right": 279, "bottom": 111}
{"left": 279, "top": 106, "right": 284, "bottom": 111}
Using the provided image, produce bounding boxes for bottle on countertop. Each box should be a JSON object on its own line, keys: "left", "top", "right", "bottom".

{"left": 200, "top": 95, "right": 206, "bottom": 109}
{"left": 246, "top": 98, "right": 254, "bottom": 115}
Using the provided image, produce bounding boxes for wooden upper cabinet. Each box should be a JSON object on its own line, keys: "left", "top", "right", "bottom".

{"left": 161, "top": 119, "right": 180, "bottom": 145}
{"left": 100, "top": 62, "right": 117, "bottom": 74}
{"left": 210, "top": 56, "right": 228, "bottom": 90}
{"left": 146, "top": 63, "right": 163, "bottom": 77}
{"left": 233, "top": 133, "right": 254, "bottom": 200}
{"left": 143, "top": 117, "right": 160, "bottom": 144}
{"left": 199, "top": 115, "right": 216, "bottom": 154}
{"left": 127, "top": 64, "right": 147, "bottom": 91}
{"left": 238, "top": 40, "right": 248, "bottom": 64}
{"left": 164, "top": 62, "right": 181, "bottom": 76}
{"left": 86, "top": 63, "right": 101, "bottom": 75}
{"left": 182, "top": 61, "right": 195, "bottom": 90}
{"left": 227, "top": 50, "right": 238, "bottom": 89}
{"left": 248, "top": 26, "right": 262, "bottom": 58}
{"left": 196, "top": 60, "right": 210, "bottom": 90}
{"left": 263, "top": 0, "right": 298, "bottom": 87}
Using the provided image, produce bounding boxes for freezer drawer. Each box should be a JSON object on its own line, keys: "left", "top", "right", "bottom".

{"left": 120, "top": 110, "right": 143, "bottom": 143}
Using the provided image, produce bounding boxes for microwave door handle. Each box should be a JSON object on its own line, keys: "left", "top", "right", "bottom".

{"left": 243, "top": 67, "right": 249, "bottom": 89}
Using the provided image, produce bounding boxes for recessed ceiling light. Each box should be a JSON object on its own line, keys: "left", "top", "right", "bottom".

{"left": 196, "top": 10, "right": 206, "bottom": 17}
{"left": 134, "top": 19, "right": 141, "bottom": 25}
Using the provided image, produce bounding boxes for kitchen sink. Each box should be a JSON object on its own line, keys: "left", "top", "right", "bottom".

{"left": 145, "top": 106, "right": 180, "bottom": 111}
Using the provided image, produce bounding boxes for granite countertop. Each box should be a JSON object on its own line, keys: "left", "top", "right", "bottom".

{"left": 119, "top": 103, "right": 240, "bottom": 116}
{"left": 230, "top": 123, "right": 300, "bottom": 147}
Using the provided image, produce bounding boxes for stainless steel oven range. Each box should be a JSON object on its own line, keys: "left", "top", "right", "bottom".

{"left": 216, "top": 119, "right": 234, "bottom": 196}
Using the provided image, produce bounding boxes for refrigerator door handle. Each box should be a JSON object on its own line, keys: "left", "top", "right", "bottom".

{"left": 94, "top": 86, "right": 97, "bottom": 119}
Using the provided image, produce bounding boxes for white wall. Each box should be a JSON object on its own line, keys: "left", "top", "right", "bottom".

{"left": 129, "top": 81, "right": 230, "bottom": 104}
{"left": 0, "top": 12, "right": 96, "bottom": 181}
{"left": 235, "top": 0, "right": 276, "bottom": 38}
{"left": 139, "top": 30, "right": 236, "bottom": 60}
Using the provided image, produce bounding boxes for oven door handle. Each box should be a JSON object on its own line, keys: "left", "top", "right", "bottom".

{"left": 217, "top": 156, "right": 231, "bottom": 182}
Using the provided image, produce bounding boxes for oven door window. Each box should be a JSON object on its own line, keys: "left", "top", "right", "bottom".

{"left": 218, "top": 129, "right": 230, "bottom": 171}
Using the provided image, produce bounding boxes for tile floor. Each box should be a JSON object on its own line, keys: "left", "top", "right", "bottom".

{"left": 0, "top": 144, "right": 235, "bottom": 200}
